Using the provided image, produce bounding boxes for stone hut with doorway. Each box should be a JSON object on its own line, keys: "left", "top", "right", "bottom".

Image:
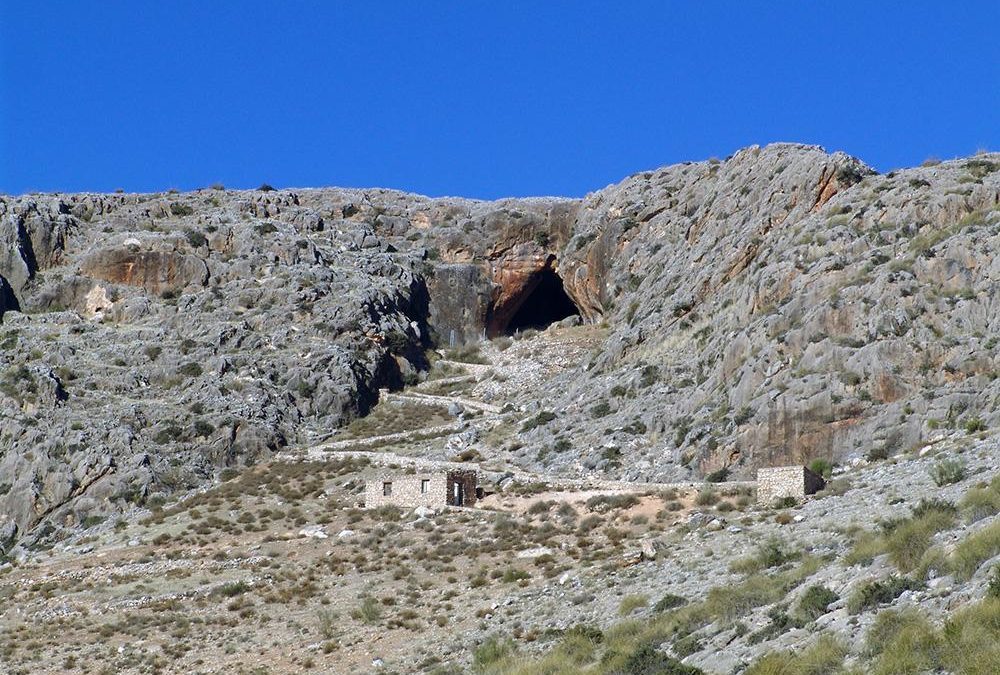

{"left": 365, "top": 470, "right": 480, "bottom": 509}
{"left": 756, "top": 465, "right": 825, "bottom": 506}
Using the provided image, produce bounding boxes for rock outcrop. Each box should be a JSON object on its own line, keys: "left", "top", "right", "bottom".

{"left": 1, "top": 144, "right": 999, "bottom": 550}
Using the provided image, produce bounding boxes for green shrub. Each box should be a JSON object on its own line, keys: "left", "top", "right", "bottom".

{"left": 591, "top": 401, "right": 612, "bottom": 418}
{"left": 808, "top": 459, "right": 834, "bottom": 479}
{"left": 521, "top": 410, "right": 556, "bottom": 432}
{"left": 473, "top": 635, "right": 517, "bottom": 672}
{"left": 350, "top": 596, "right": 381, "bottom": 624}
{"left": 446, "top": 344, "right": 487, "bottom": 364}
{"left": 733, "top": 406, "right": 753, "bottom": 425}
{"left": 502, "top": 568, "right": 530, "bottom": 583}
{"left": 730, "top": 537, "right": 800, "bottom": 575}
{"left": 796, "top": 585, "right": 839, "bottom": 622}
{"left": 586, "top": 493, "right": 640, "bottom": 513}
{"left": 745, "top": 634, "right": 847, "bottom": 675}
{"left": 848, "top": 576, "right": 921, "bottom": 614}
{"left": 185, "top": 229, "right": 207, "bottom": 247}
{"left": 653, "top": 593, "right": 688, "bottom": 613}
{"left": 929, "top": 459, "right": 966, "bottom": 487}
{"left": 986, "top": 566, "right": 1000, "bottom": 599}
{"left": 695, "top": 489, "right": 719, "bottom": 506}
{"left": 951, "top": 519, "right": 1000, "bottom": 580}
{"left": 938, "top": 598, "right": 1000, "bottom": 674}
{"left": 193, "top": 419, "right": 215, "bottom": 437}
{"left": 960, "top": 480, "right": 1000, "bottom": 523}
{"left": 618, "top": 594, "right": 649, "bottom": 616}
{"left": 910, "top": 498, "right": 957, "bottom": 519}
{"left": 704, "top": 560, "right": 817, "bottom": 621}
{"left": 868, "top": 609, "right": 939, "bottom": 674}
{"left": 774, "top": 495, "right": 798, "bottom": 509}
{"left": 705, "top": 467, "right": 730, "bottom": 483}
{"left": 863, "top": 599, "right": 1000, "bottom": 674}
{"left": 215, "top": 581, "right": 250, "bottom": 597}
{"left": 178, "top": 362, "right": 203, "bottom": 378}
{"left": 619, "top": 642, "right": 704, "bottom": 675}
{"left": 169, "top": 202, "right": 194, "bottom": 217}
{"left": 965, "top": 417, "right": 986, "bottom": 434}
{"left": 885, "top": 506, "right": 956, "bottom": 572}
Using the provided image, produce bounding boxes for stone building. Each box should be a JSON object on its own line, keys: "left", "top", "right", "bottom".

{"left": 364, "top": 470, "right": 479, "bottom": 509}
{"left": 756, "top": 465, "right": 825, "bottom": 506}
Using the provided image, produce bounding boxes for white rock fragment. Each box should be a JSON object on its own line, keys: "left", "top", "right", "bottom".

{"left": 298, "top": 525, "right": 328, "bottom": 539}
{"left": 516, "top": 546, "right": 553, "bottom": 559}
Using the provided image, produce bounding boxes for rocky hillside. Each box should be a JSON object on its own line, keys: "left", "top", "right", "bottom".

{"left": 2, "top": 144, "right": 999, "bottom": 552}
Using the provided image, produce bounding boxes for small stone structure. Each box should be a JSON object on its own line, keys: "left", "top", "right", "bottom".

{"left": 364, "top": 470, "right": 479, "bottom": 509}
{"left": 756, "top": 465, "right": 825, "bottom": 506}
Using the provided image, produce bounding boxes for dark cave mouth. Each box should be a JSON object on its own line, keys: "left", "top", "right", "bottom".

{"left": 502, "top": 268, "right": 580, "bottom": 335}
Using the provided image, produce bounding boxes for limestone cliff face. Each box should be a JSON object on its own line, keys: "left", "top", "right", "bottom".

{"left": 508, "top": 146, "right": 1000, "bottom": 483}
{"left": 2, "top": 144, "right": 1000, "bottom": 549}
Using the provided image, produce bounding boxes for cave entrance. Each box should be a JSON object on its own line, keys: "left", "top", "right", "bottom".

{"left": 502, "top": 267, "right": 580, "bottom": 335}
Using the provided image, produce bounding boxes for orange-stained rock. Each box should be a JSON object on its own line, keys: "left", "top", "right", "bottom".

{"left": 80, "top": 249, "right": 208, "bottom": 296}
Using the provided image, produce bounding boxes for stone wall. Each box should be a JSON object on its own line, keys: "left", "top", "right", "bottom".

{"left": 756, "top": 465, "right": 825, "bottom": 506}
{"left": 364, "top": 473, "right": 448, "bottom": 509}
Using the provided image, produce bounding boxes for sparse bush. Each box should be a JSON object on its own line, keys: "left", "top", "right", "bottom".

{"left": 493, "top": 336, "right": 513, "bottom": 351}
{"left": 929, "top": 459, "right": 966, "bottom": 486}
{"left": 965, "top": 417, "right": 986, "bottom": 434}
{"left": 618, "top": 594, "right": 648, "bottom": 616}
{"left": 502, "top": 568, "right": 530, "bottom": 583}
{"left": 316, "top": 609, "right": 339, "bottom": 640}
{"left": 733, "top": 406, "right": 753, "bottom": 425}
{"left": 215, "top": 581, "right": 250, "bottom": 598}
{"left": 350, "top": 596, "right": 381, "bottom": 624}
{"left": 446, "top": 344, "right": 487, "bottom": 365}
{"left": 695, "top": 489, "right": 719, "bottom": 506}
{"left": 586, "top": 493, "right": 639, "bottom": 513}
{"left": 867, "top": 445, "right": 891, "bottom": 462}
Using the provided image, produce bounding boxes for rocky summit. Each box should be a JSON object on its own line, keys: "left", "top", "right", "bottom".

{"left": 2, "top": 144, "right": 1000, "bottom": 674}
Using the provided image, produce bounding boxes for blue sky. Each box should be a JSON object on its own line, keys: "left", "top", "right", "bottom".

{"left": 1, "top": 2, "right": 997, "bottom": 198}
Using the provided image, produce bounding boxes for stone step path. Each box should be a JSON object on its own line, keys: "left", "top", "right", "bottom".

{"left": 295, "top": 421, "right": 466, "bottom": 455}
{"left": 414, "top": 374, "right": 477, "bottom": 392}
{"left": 381, "top": 390, "right": 503, "bottom": 415}
{"left": 433, "top": 360, "right": 493, "bottom": 377}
